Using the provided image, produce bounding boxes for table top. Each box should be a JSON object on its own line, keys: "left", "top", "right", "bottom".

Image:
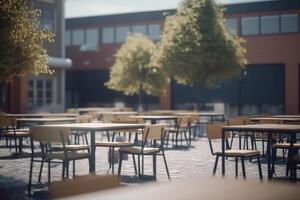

{"left": 251, "top": 117, "right": 300, "bottom": 122}
{"left": 40, "top": 122, "right": 145, "bottom": 131}
{"left": 131, "top": 115, "right": 178, "bottom": 120}
{"left": 176, "top": 112, "right": 225, "bottom": 116}
{"left": 222, "top": 124, "right": 300, "bottom": 133}
{"left": 272, "top": 115, "right": 300, "bottom": 118}
{"left": 94, "top": 111, "right": 138, "bottom": 115}
{"left": 16, "top": 118, "right": 77, "bottom": 123}
{"left": 5, "top": 113, "right": 78, "bottom": 118}
{"left": 63, "top": 177, "right": 300, "bottom": 200}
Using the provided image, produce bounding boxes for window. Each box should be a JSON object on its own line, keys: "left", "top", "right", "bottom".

{"left": 225, "top": 18, "right": 238, "bottom": 34}
{"left": 65, "top": 30, "right": 71, "bottom": 46}
{"left": 34, "top": 2, "right": 55, "bottom": 32}
{"left": 86, "top": 28, "right": 99, "bottom": 44}
{"left": 261, "top": 15, "right": 279, "bottom": 34}
{"left": 281, "top": 14, "right": 298, "bottom": 33}
{"left": 241, "top": 16, "right": 259, "bottom": 35}
{"left": 28, "top": 78, "right": 55, "bottom": 109}
{"left": 102, "top": 27, "right": 114, "bottom": 44}
{"left": 72, "top": 29, "right": 84, "bottom": 45}
{"left": 116, "top": 26, "right": 130, "bottom": 43}
{"left": 148, "top": 24, "right": 160, "bottom": 40}
{"left": 132, "top": 25, "right": 147, "bottom": 35}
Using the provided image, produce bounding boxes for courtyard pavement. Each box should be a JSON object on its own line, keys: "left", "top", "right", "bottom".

{"left": 0, "top": 133, "right": 289, "bottom": 198}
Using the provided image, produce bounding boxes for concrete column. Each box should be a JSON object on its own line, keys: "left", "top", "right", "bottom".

{"left": 285, "top": 61, "right": 299, "bottom": 114}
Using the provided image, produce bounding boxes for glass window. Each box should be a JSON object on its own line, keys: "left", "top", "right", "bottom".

{"left": 132, "top": 25, "right": 147, "bottom": 35}
{"left": 148, "top": 24, "right": 160, "bottom": 40}
{"left": 102, "top": 27, "right": 114, "bottom": 44}
{"left": 116, "top": 26, "right": 130, "bottom": 43}
{"left": 34, "top": 2, "right": 55, "bottom": 32}
{"left": 241, "top": 16, "right": 259, "bottom": 35}
{"left": 65, "top": 30, "right": 71, "bottom": 46}
{"left": 86, "top": 28, "right": 99, "bottom": 44}
{"left": 281, "top": 14, "right": 298, "bottom": 33}
{"left": 225, "top": 18, "right": 238, "bottom": 34}
{"left": 72, "top": 29, "right": 84, "bottom": 45}
{"left": 261, "top": 15, "right": 279, "bottom": 34}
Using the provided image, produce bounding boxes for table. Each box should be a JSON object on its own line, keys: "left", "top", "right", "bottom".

{"left": 41, "top": 123, "right": 145, "bottom": 172}
{"left": 251, "top": 117, "right": 300, "bottom": 124}
{"left": 221, "top": 124, "right": 300, "bottom": 180}
{"left": 16, "top": 118, "right": 77, "bottom": 126}
{"left": 131, "top": 115, "right": 178, "bottom": 124}
{"left": 176, "top": 112, "right": 225, "bottom": 123}
{"left": 63, "top": 177, "right": 300, "bottom": 200}
{"left": 93, "top": 111, "right": 137, "bottom": 120}
{"left": 272, "top": 115, "right": 300, "bottom": 118}
{"left": 5, "top": 113, "right": 78, "bottom": 118}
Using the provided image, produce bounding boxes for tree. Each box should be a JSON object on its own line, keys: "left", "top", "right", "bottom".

{"left": 105, "top": 33, "right": 166, "bottom": 110}
{"left": 156, "top": 0, "right": 247, "bottom": 109}
{"left": 0, "top": 0, "right": 53, "bottom": 84}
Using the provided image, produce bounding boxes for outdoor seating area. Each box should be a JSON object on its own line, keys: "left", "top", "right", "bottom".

{"left": 1, "top": 109, "right": 300, "bottom": 198}
{"left": 1, "top": 0, "right": 300, "bottom": 199}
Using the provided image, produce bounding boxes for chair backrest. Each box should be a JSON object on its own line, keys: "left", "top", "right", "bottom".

{"left": 143, "top": 124, "right": 165, "bottom": 141}
{"left": 114, "top": 115, "right": 144, "bottom": 124}
{"left": 206, "top": 123, "right": 229, "bottom": 140}
{"left": 177, "top": 116, "right": 190, "bottom": 128}
{"left": 258, "top": 119, "right": 281, "bottom": 124}
{"left": 0, "top": 115, "right": 12, "bottom": 128}
{"left": 102, "top": 114, "right": 116, "bottom": 122}
{"left": 30, "top": 126, "right": 70, "bottom": 143}
{"left": 227, "top": 116, "right": 246, "bottom": 126}
{"left": 189, "top": 114, "right": 199, "bottom": 123}
{"left": 76, "top": 115, "right": 92, "bottom": 123}
{"left": 50, "top": 175, "right": 121, "bottom": 199}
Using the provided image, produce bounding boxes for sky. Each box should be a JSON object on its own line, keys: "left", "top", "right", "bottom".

{"left": 65, "top": 0, "right": 268, "bottom": 18}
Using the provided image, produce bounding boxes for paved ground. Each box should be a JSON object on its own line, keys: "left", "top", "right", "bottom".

{"left": 0, "top": 133, "right": 289, "bottom": 198}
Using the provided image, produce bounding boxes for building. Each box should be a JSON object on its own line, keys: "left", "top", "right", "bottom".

{"left": 0, "top": 0, "right": 71, "bottom": 113}
{"left": 65, "top": 0, "right": 300, "bottom": 114}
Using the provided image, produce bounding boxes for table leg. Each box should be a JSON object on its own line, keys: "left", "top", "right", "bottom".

{"left": 90, "top": 130, "right": 96, "bottom": 173}
{"left": 289, "top": 133, "right": 296, "bottom": 181}
{"left": 221, "top": 129, "right": 225, "bottom": 176}
{"left": 267, "top": 132, "right": 273, "bottom": 179}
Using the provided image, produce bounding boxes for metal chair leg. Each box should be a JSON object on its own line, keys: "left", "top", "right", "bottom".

{"left": 118, "top": 152, "right": 123, "bottom": 175}
{"left": 162, "top": 151, "right": 170, "bottom": 180}
{"left": 213, "top": 155, "right": 219, "bottom": 175}
{"left": 38, "top": 158, "right": 44, "bottom": 183}
{"left": 73, "top": 160, "right": 76, "bottom": 178}
{"left": 241, "top": 157, "right": 246, "bottom": 179}
{"left": 132, "top": 154, "right": 137, "bottom": 175}
{"left": 257, "top": 156, "right": 263, "bottom": 181}
{"left": 235, "top": 157, "right": 238, "bottom": 178}
{"left": 48, "top": 161, "right": 51, "bottom": 183}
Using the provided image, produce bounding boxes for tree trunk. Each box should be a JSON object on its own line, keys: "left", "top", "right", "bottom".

{"left": 138, "top": 85, "right": 144, "bottom": 112}
{"left": 194, "top": 82, "right": 204, "bottom": 111}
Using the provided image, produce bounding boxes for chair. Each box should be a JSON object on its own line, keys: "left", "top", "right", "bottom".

{"left": 95, "top": 116, "right": 142, "bottom": 174}
{"left": 166, "top": 116, "right": 190, "bottom": 148}
{"left": 71, "top": 115, "right": 93, "bottom": 145}
{"left": 228, "top": 117, "right": 255, "bottom": 150}
{"left": 50, "top": 175, "right": 121, "bottom": 199}
{"left": 118, "top": 124, "right": 170, "bottom": 180}
{"left": 0, "top": 115, "right": 30, "bottom": 154}
{"left": 207, "top": 123, "right": 262, "bottom": 180}
{"left": 28, "top": 126, "right": 90, "bottom": 194}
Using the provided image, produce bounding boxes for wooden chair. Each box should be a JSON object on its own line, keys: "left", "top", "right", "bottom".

{"left": 28, "top": 126, "right": 90, "bottom": 194}
{"left": 166, "top": 116, "right": 190, "bottom": 148}
{"left": 118, "top": 124, "right": 170, "bottom": 180}
{"left": 228, "top": 117, "right": 256, "bottom": 150}
{"left": 50, "top": 175, "right": 121, "bottom": 198}
{"left": 207, "top": 123, "right": 262, "bottom": 180}
{"left": 71, "top": 115, "right": 93, "bottom": 145}
{"left": 0, "top": 115, "right": 30, "bottom": 154}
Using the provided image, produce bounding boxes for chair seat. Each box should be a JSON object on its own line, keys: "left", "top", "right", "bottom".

{"left": 273, "top": 143, "right": 300, "bottom": 149}
{"left": 45, "top": 152, "right": 90, "bottom": 161}
{"left": 65, "top": 144, "right": 90, "bottom": 151}
{"left": 216, "top": 149, "right": 260, "bottom": 157}
{"left": 95, "top": 141, "right": 133, "bottom": 147}
{"left": 119, "top": 146, "right": 160, "bottom": 154}
{"left": 3, "top": 130, "right": 30, "bottom": 137}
